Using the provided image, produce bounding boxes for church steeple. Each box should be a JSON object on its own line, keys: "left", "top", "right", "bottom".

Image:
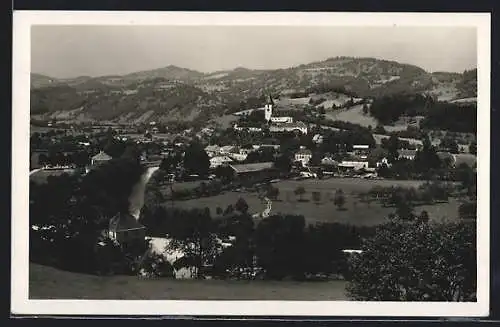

{"left": 264, "top": 93, "right": 273, "bottom": 122}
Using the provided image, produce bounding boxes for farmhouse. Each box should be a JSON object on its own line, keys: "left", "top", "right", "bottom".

{"left": 270, "top": 116, "right": 293, "bottom": 124}
{"left": 229, "top": 162, "right": 278, "bottom": 184}
{"left": 312, "top": 134, "right": 324, "bottom": 144}
{"left": 350, "top": 144, "right": 370, "bottom": 159}
{"left": 91, "top": 151, "right": 112, "bottom": 166}
{"left": 210, "top": 156, "right": 233, "bottom": 169}
{"left": 294, "top": 147, "right": 313, "bottom": 166}
{"left": 107, "top": 212, "right": 146, "bottom": 246}
{"left": 338, "top": 160, "right": 369, "bottom": 171}
{"left": 398, "top": 149, "right": 417, "bottom": 161}
{"left": 269, "top": 121, "right": 308, "bottom": 135}
{"left": 204, "top": 145, "right": 220, "bottom": 157}
{"left": 228, "top": 153, "right": 248, "bottom": 162}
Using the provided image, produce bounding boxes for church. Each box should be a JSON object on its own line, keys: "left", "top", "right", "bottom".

{"left": 264, "top": 95, "right": 308, "bottom": 135}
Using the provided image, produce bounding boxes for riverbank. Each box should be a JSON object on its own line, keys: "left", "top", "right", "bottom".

{"left": 30, "top": 263, "right": 348, "bottom": 300}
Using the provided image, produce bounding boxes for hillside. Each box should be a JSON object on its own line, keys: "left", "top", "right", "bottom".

{"left": 30, "top": 57, "right": 477, "bottom": 124}
{"left": 29, "top": 263, "right": 348, "bottom": 300}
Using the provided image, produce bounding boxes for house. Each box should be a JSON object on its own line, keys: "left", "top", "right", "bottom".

{"left": 351, "top": 145, "right": 370, "bottom": 159}
{"left": 219, "top": 145, "right": 236, "bottom": 154}
{"left": 338, "top": 161, "right": 369, "bottom": 171}
{"left": 269, "top": 121, "right": 308, "bottom": 135}
{"left": 205, "top": 145, "right": 221, "bottom": 157}
{"left": 321, "top": 156, "right": 338, "bottom": 166}
{"left": 229, "top": 162, "right": 279, "bottom": 184}
{"left": 376, "top": 157, "right": 391, "bottom": 168}
{"left": 210, "top": 155, "right": 233, "bottom": 169}
{"left": 312, "top": 134, "right": 324, "bottom": 144}
{"left": 228, "top": 153, "right": 248, "bottom": 162}
{"left": 107, "top": 212, "right": 146, "bottom": 246}
{"left": 91, "top": 151, "right": 112, "bottom": 166}
{"left": 398, "top": 149, "right": 417, "bottom": 161}
{"left": 294, "top": 147, "right": 313, "bottom": 166}
{"left": 270, "top": 116, "right": 293, "bottom": 124}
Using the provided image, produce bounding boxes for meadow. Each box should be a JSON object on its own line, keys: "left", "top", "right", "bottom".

{"left": 168, "top": 178, "right": 461, "bottom": 226}
{"left": 30, "top": 263, "right": 348, "bottom": 300}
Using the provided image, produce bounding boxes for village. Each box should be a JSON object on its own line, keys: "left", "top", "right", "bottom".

{"left": 25, "top": 22, "right": 480, "bottom": 303}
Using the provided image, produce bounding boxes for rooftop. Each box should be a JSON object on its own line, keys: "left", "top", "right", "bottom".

{"left": 230, "top": 162, "right": 274, "bottom": 173}
{"left": 109, "top": 212, "right": 145, "bottom": 232}
{"left": 92, "top": 151, "right": 112, "bottom": 161}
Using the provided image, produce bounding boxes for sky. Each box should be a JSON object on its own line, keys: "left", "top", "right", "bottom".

{"left": 31, "top": 25, "right": 477, "bottom": 78}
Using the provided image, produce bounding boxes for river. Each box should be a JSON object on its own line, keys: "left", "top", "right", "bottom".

{"left": 128, "top": 166, "right": 159, "bottom": 219}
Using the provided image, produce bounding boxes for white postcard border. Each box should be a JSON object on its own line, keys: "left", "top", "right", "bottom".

{"left": 12, "top": 11, "right": 491, "bottom": 317}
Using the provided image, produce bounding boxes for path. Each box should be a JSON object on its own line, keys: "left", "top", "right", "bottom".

{"left": 252, "top": 197, "right": 272, "bottom": 219}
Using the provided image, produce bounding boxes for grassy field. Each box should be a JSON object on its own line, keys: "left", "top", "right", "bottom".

{"left": 29, "top": 263, "right": 348, "bottom": 300}
{"left": 169, "top": 178, "right": 461, "bottom": 226}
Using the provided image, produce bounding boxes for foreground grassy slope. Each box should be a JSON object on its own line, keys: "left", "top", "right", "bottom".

{"left": 29, "top": 263, "right": 348, "bottom": 300}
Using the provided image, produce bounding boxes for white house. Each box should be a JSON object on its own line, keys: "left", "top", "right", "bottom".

{"left": 210, "top": 156, "right": 233, "bottom": 169}
{"left": 338, "top": 160, "right": 369, "bottom": 171}
{"left": 228, "top": 153, "right": 248, "bottom": 162}
{"left": 204, "top": 145, "right": 220, "bottom": 157}
{"left": 294, "top": 147, "right": 313, "bottom": 166}
{"left": 270, "top": 116, "right": 293, "bottom": 124}
{"left": 270, "top": 121, "right": 308, "bottom": 135}
{"left": 399, "top": 149, "right": 417, "bottom": 161}
{"left": 312, "top": 134, "right": 324, "bottom": 144}
{"left": 219, "top": 145, "right": 236, "bottom": 154}
{"left": 376, "top": 157, "right": 391, "bottom": 168}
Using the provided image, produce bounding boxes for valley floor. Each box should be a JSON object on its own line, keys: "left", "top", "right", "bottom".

{"left": 29, "top": 263, "right": 349, "bottom": 300}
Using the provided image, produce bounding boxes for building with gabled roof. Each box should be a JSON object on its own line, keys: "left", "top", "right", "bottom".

{"left": 107, "top": 212, "right": 146, "bottom": 246}
{"left": 91, "top": 150, "right": 112, "bottom": 166}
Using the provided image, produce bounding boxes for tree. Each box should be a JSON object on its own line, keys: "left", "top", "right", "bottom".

{"left": 140, "top": 252, "right": 175, "bottom": 278}
{"left": 235, "top": 197, "right": 249, "bottom": 214}
{"left": 469, "top": 142, "right": 477, "bottom": 155}
{"left": 386, "top": 134, "right": 400, "bottom": 164}
{"left": 440, "top": 138, "right": 459, "bottom": 154}
{"left": 312, "top": 191, "right": 322, "bottom": 204}
{"left": 417, "top": 210, "right": 430, "bottom": 224}
{"left": 254, "top": 214, "right": 308, "bottom": 280}
{"left": 362, "top": 103, "right": 369, "bottom": 115}
{"left": 334, "top": 189, "right": 346, "bottom": 210}
{"left": 294, "top": 186, "right": 306, "bottom": 201}
{"left": 274, "top": 154, "right": 292, "bottom": 173}
{"left": 309, "top": 151, "right": 323, "bottom": 166}
{"left": 458, "top": 202, "right": 476, "bottom": 220}
{"left": 183, "top": 141, "right": 210, "bottom": 177}
{"left": 346, "top": 219, "right": 476, "bottom": 301}
{"left": 266, "top": 185, "right": 280, "bottom": 200}
{"left": 214, "top": 165, "right": 234, "bottom": 184}
{"left": 167, "top": 208, "right": 219, "bottom": 279}
{"left": 414, "top": 135, "right": 442, "bottom": 174}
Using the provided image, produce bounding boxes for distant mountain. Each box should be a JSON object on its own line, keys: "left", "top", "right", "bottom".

{"left": 30, "top": 57, "right": 477, "bottom": 124}
{"left": 31, "top": 73, "right": 60, "bottom": 88}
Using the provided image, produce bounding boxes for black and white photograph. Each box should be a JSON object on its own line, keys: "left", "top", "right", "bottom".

{"left": 12, "top": 11, "right": 490, "bottom": 316}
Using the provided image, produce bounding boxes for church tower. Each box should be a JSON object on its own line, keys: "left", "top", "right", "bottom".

{"left": 264, "top": 94, "right": 273, "bottom": 122}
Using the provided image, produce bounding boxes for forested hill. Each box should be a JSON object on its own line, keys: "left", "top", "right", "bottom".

{"left": 30, "top": 57, "right": 477, "bottom": 124}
